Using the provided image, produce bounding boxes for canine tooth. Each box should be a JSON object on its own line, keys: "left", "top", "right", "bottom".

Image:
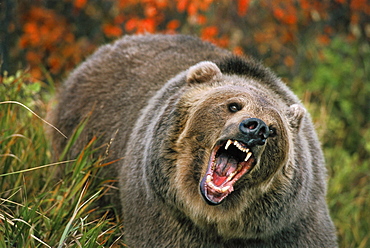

{"left": 225, "top": 140, "right": 232, "bottom": 150}
{"left": 221, "top": 185, "right": 231, "bottom": 193}
{"left": 245, "top": 152, "right": 252, "bottom": 161}
{"left": 206, "top": 175, "right": 212, "bottom": 183}
{"left": 227, "top": 171, "right": 238, "bottom": 181}
{"left": 208, "top": 181, "right": 220, "bottom": 190}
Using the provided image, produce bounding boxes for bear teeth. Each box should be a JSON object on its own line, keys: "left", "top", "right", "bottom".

{"left": 234, "top": 140, "right": 250, "bottom": 153}
{"left": 227, "top": 171, "right": 238, "bottom": 181}
{"left": 225, "top": 139, "right": 250, "bottom": 155}
{"left": 206, "top": 140, "right": 255, "bottom": 194}
{"left": 225, "top": 140, "right": 233, "bottom": 150}
{"left": 245, "top": 152, "right": 252, "bottom": 162}
{"left": 206, "top": 175, "right": 231, "bottom": 193}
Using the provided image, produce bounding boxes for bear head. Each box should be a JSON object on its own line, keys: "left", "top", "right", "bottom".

{"left": 165, "top": 61, "right": 306, "bottom": 236}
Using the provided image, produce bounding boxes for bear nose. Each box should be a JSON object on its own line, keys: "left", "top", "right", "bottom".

{"left": 239, "top": 118, "right": 270, "bottom": 146}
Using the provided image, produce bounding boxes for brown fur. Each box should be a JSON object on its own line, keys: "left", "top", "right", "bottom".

{"left": 48, "top": 34, "right": 337, "bottom": 247}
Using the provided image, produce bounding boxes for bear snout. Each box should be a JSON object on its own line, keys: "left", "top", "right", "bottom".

{"left": 239, "top": 118, "right": 269, "bottom": 147}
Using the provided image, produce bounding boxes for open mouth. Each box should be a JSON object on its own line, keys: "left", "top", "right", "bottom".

{"left": 200, "top": 139, "right": 255, "bottom": 205}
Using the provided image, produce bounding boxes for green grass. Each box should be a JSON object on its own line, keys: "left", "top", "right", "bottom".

{"left": 289, "top": 37, "right": 369, "bottom": 248}
{"left": 0, "top": 37, "right": 368, "bottom": 247}
{"left": 0, "top": 71, "right": 124, "bottom": 247}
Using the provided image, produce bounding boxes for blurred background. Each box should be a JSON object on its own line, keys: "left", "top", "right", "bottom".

{"left": 0, "top": 0, "right": 369, "bottom": 247}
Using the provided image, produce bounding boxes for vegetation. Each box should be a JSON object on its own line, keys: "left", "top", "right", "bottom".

{"left": 0, "top": 0, "right": 368, "bottom": 247}
{"left": 290, "top": 37, "right": 369, "bottom": 248}
{"left": 0, "top": 72, "right": 124, "bottom": 247}
{"left": 1, "top": 0, "right": 368, "bottom": 81}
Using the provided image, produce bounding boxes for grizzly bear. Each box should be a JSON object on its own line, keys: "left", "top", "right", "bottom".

{"left": 48, "top": 34, "right": 337, "bottom": 247}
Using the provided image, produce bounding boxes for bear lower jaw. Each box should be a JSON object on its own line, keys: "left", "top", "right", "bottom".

{"left": 200, "top": 139, "right": 256, "bottom": 205}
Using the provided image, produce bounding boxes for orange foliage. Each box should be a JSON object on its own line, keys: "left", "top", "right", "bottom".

{"left": 125, "top": 18, "right": 139, "bottom": 32}
{"left": 167, "top": 20, "right": 181, "bottom": 31}
{"left": 103, "top": 24, "right": 123, "bottom": 38}
{"left": 201, "top": 26, "right": 218, "bottom": 39}
{"left": 237, "top": 0, "right": 250, "bottom": 16}
{"left": 124, "top": 18, "right": 157, "bottom": 34}
{"left": 177, "top": 0, "right": 188, "bottom": 12}
{"left": 350, "top": 0, "right": 369, "bottom": 12}
{"left": 177, "top": 0, "right": 215, "bottom": 16}
{"left": 200, "top": 26, "right": 229, "bottom": 48}
{"left": 197, "top": 15, "right": 207, "bottom": 25}
{"left": 25, "top": 51, "right": 41, "bottom": 64}
{"left": 271, "top": 0, "right": 298, "bottom": 25}
{"left": 13, "top": 0, "right": 367, "bottom": 80}
{"left": 74, "top": 0, "right": 87, "bottom": 9}
{"left": 317, "top": 34, "right": 331, "bottom": 45}
{"left": 233, "top": 46, "right": 244, "bottom": 56}
{"left": 283, "top": 55, "right": 295, "bottom": 67}
{"left": 20, "top": 6, "right": 93, "bottom": 78}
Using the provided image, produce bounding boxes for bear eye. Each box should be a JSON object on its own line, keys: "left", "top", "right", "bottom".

{"left": 269, "top": 126, "right": 277, "bottom": 137}
{"left": 228, "top": 103, "right": 241, "bottom": 113}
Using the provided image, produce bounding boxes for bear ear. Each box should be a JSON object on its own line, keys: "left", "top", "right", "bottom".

{"left": 186, "top": 61, "right": 222, "bottom": 85}
{"left": 286, "top": 104, "right": 306, "bottom": 129}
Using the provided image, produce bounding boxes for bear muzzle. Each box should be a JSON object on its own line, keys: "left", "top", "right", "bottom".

{"left": 200, "top": 118, "right": 271, "bottom": 205}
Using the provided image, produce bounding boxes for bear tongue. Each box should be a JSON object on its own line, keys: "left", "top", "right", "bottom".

{"left": 213, "top": 153, "right": 238, "bottom": 187}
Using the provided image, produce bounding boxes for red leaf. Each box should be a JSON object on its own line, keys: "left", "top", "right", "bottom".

{"left": 103, "top": 24, "right": 123, "bottom": 37}
{"left": 177, "top": 0, "right": 188, "bottom": 12}
{"left": 238, "top": 0, "right": 250, "bottom": 16}
{"left": 125, "top": 18, "right": 138, "bottom": 32}
{"left": 74, "top": 0, "right": 87, "bottom": 9}
{"left": 167, "top": 20, "right": 180, "bottom": 30}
